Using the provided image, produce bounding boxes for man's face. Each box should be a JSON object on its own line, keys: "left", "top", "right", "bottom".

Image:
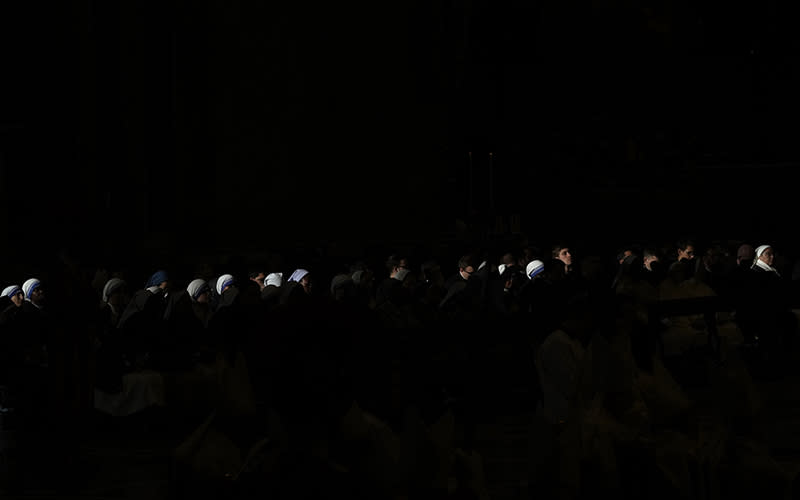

{"left": 557, "top": 248, "right": 572, "bottom": 266}
{"left": 643, "top": 255, "right": 659, "bottom": 271}
{"left": 460, "top": 266, "right": 475, "bottom": 280}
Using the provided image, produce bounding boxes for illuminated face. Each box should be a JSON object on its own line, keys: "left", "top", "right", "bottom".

{"left": 10, "top": 291, "right": 24, "bottom": 307}
{"left": 678, "top": 245, "right": 695, "bottom": 261}
{"left": 460, "top": 266, "right": 475, "bottom": 280}
{"left": 556, "top": 248, "right": 572, "bottom": 267}
{"left": 759, "top": 247, "right": 775, "bottom": 267}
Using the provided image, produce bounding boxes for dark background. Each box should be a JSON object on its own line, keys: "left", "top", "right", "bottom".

{"left": 2, "top": 0, "right": 800, "bottom": 263}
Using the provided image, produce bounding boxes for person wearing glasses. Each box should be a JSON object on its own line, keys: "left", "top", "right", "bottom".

{"left": 439, "top": 254, "right": 481, "bottom": 313}
{"left": 375, "top": 254, "right": 411, "bottom": 307}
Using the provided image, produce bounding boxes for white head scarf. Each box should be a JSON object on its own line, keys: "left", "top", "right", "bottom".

{"left": 526, "top": 260, "right": 545, "bottom": 279}
{"left": 288, "top": 269, "right": 309, "bottom": 283}
{"left": 187, "top": 279, "right": 210, "bottom": 302}
{"left": 102, "top": 278, "right": 126, "bottom": 303}
{"left": 497, "top": 264, "right": 507, "bottom": 275}
{"left": 752, "top": 244, "right": 779, "bottom": 275}
{"left": 1, "top": 285, "right": 21, "bottom": 298}
{"left": 216, "top": 274, "right": 234, "bottom": 295}
{"left": 265, "top": 272, "right": 283, "bottom": 287}
{"left": 22, "top": 278, "right": 41, "bottom": 301}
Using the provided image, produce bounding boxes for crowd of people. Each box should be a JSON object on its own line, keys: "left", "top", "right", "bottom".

{"left": 1, "top": 234, "right": 799, "bottom": 498}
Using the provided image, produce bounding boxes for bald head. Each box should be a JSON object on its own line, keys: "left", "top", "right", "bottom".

{"left": 737, "top": 244, "right": 755, "bottom": 266}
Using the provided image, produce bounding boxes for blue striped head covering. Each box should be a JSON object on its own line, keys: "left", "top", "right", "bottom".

{"left": 526, "top": 260, "right": 545, "bottom": 279}
{"left": 1, "top": 285, "right": 21, "bottom": 298}
{"left": 22, "top": 278, "right": 41, "bottom": 300}
{"left": 187, "top": 279, "right": 210, "bottom": 302}
{"left": 216, "top": 274, "right": 234, "bottom": 295}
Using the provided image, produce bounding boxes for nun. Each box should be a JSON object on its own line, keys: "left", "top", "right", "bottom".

{"left": 145, "top": 269, "right": 170, "bottom": 295}
{"left": 22, "top": 278, "right": 45, "bottom": 311}
{"left": 100, "top": 278, "right": 129, "bottom": 328}
{"left": 2, "top": 284, "right": 24, "bottom": 308}
{"left": 260, "top": 272, "right": 283, "bottom": 309}
{"left": 118, "top": 270, "right": 170, "bottom": 331}
{"left": 94, "top": 278, "right": 130, "bottom": 394}
{"left": 214, "top": 273, "right": 238, "bottom": 311}
{"left": 742, "top": 244, "right": 796, "bottom": 358}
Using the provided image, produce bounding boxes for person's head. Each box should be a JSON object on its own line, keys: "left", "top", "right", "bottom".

{"left": 216, "top": 274, "right": 235, "bottom": 295}
{"left": 421, "top": 260, "right": 444, "bottom": 287}
{"left": 102, "top": 278, "right": 128, "bottom": 308}
{"left": 145, "top": 270, "right": 170, "bottom": 292}
{"left": 1, "top": 285, "right": 24, "bottom": 307}
{"left": 702, "top": 244, "right": 726, "bottom": 273}
{"left": 187, "top": 279, "right": 210, "bottom": 304}
{"left": 502, "top": 252, "right": 516, "bottom": 267}
{"left": 676, "top": 239, "right": 696, "bottom": 262}
{"left": 22, "top": 278, "right": 44, "bottom": 307}
{"left": 642, "top": 248, "right": 660, "bottom": 271}
{"left": 753, "top": 244, "right": 775, "bottom": 268}
{"left": 526, "top": 259, "right": 545, "bottom": 280}
{"left": 264, "top": 272, "right": 283, "bottom": 288}
{"left": 552, "top": 243, "right": 572, "bottom": 270}
{"left": 289, "top": 268, "right": 312, "bottom": 294}
{"left": 458, "top": 255, "right": 476, "bottom": 280}
{"left": 737, "top": 244, "right": 755, "bottom": 268}
{"left": 386, "top": 254, "right": 409, "bottom": 279}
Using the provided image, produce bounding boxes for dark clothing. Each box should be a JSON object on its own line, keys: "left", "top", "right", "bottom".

{"left": 737, "top": 266, "right": 796, "bottom": 351}
{"left": 375, "top": 277, "right": 407, "bottom": 307}
{"left": 439, "top": 273, "right": 483, "bottom": 316}
{"left": 161, "top": 291, "right": 212, "bottom": 370}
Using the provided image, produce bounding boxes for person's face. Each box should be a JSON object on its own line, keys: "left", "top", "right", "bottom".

{"left": 460, "top": 266, "right": 475, "bottom": 280}
{"left": 301, "top": 275, "right": 312, "bottom": 294}
{"left": 643, "top": 255, "right": 659, "bottom": 271}
{"left": 619, "top": 250, "right": 633, "bottom": 264}
{"left": 678, "top": 245, "right": 695, "bottom": 261}
{"left": 557, "top": 248, "right": 572, "bottom": 266}
{"left": 109, "top": 288, "right": 128, "bottom": 307}
{"left": 759, "top": 247, "right": 775, "bottom": 267}
{"left": 392, "top": 259, "right": 410, "bottom": 277}
{"left": 10, "top": 291, "right": 23, "bottom": 307}
{"left": 31, "top": 287, "right": 45, "bottom": 306}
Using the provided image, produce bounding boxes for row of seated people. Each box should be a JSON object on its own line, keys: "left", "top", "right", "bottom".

{"left": 1, "top": 238, "right": 799, "bottom": 497}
